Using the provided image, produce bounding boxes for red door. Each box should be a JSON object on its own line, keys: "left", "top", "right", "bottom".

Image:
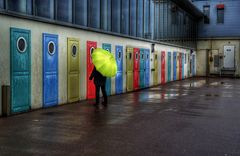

{"left": 161, "top": 51, "right": 165, "bottom": 84}
{"left": 133, "top": 48, "right": 140, "bottom": 90}
{"left": 87, "top": 41, "right": 97, "bottom": 99}
{"left": 179, "top": 53, "right": 182, "bottom": 80}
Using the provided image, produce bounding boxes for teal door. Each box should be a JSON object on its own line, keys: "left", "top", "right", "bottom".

{"left": 168, "top": 52, "right": 171, "bottom": 82}
{"left": 140, "top": 49, "right": 145, "bottom": 88}
{"left": 10, "top": 28, "right": 31, "bottom": 113}
{"left": 102, "top": 43, "right": 111, "bottom": 96}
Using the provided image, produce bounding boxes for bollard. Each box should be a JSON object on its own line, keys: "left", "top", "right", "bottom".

{"left": 2, "top": 85, "right": 10, "bottom": 116}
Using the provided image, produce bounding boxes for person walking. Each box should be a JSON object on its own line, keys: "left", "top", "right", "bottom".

{"left": 89, "top": 66, "right": 108, "bottom": 107}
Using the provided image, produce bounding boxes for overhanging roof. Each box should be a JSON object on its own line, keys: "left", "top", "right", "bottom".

{"left": 171, "top": 0, "right": 205, "bottom": 19}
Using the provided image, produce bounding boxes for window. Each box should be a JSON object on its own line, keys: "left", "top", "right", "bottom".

{"left": 154, "top": 2, "right": 160, "bottom": 40}
{"left": 101, "top": 0, "right": 111, "bottom": 31}
{"left": 74, "top": 0, "right": 87, "bottom": 26}
{"left": 0, "top": 0, "right": 4, "bottom": 9}
{"left": 130, "top": 0, "right": 137, "bottom": 36}
{"left": 144, "top": 0, "right": 150, "bottom": 38}
{"left": 149, "top": 0, "right": 154, "bottom": 40}
{"left": 171, "top": 5, "right": 177, "bottom": 25}
{"left": 35, "top": 0, "right": 54, "bottom": 19}
{"left": 88, "top": 0, "right": 100, "bottom": 29}
{"left": 203, "top": 5, "right": 210, "bottom": 24}
{"left": 48, "top": 41, "right": 55, "bottom": 55}
{"left": 56, "top": 0, "right": 72, "bottom": 23}
{"left": 121, "top": 0, "right": 129, "bottom": 35}
{"left": 137, "top": 0, "right": 144, "bottom": 38}
{"left": 8, "top": 0, "right": 32, "bottom": 14}
{"left": 17, "top": 37, "right": 27, "bottom": 53}
{"left": 217, "top": 8, "right": 224, "bottom": 24}
{"left": 72, "top": 45, "right": 77, "bottom": 57}
{"left": 112, "top": 0, "right": 121, "bottom": 33}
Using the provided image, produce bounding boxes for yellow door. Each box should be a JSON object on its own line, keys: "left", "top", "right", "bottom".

{"left": 126, "top": 47, "right": 133, "bottom": 92}
{"left": 153, "top": 53, "right": 158, "bottom": 85}
{"left": 67, "top": 38, "right": 80, "bottom": 103}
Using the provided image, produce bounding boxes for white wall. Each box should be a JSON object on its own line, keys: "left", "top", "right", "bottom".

{"left": 0, "top": 14, "right": 193, "bottom": 115}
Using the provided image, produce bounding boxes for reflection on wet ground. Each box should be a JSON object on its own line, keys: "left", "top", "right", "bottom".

{"left": 0, "top": 77, "right": 240, "bottom": 156}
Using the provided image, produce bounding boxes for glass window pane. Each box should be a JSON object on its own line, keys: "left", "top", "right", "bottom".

{"left": 8, "top": 0, "right": 32, "bottom": 14}
{"left": 88, "top": 0, "right": 100, "bottom": 29}
{"left": 35, "top": 0, "right": 54, "bottom": 19}
{"left": 149, "top": 0, "right": 154, "bottom": 40}
{"left": 154, "top": 2, "right": 160, "bottom": 40}
{"left": 144, "top": 0, "right": 149, "bottom": 39}
{"left": 137, "top": 0, "right": 143, "bottom": 38}
{"left": 0, "top": 0, "right": 4, "bottom": 9}
{"left": 121, "top": 0, "right": 129, "bottom": 35}
{"left": 112, "top": 0, "right": 121, "bottom": 33}
{"left": 217, "top": 9, "right": 224, "bottom": 24}
{"left": 56, "top": 0, "right": 72, "bottom": 23}
{"left": 101, "top": 0, "right": 111, "bottom": 31}
{"left": 75, "top": 0, "right": 87, "bottom": 26}
{"left": 130, "top": 0, "right": 137, "bottom": 37}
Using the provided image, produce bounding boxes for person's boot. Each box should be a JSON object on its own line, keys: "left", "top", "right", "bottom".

{"left": 101, "top": 101, "right": 108, "bottom": 107}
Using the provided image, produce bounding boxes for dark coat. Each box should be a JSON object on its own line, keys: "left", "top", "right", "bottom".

{"left": 89, "top": 67, "right": 106, "bottom": 86}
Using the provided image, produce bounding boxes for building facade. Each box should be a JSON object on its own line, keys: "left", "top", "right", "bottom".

{"left": 0, "top": 0, "right": 201, "bottom": 115}
{"left": 192, "top": 0, "right": 240, "bottom": 76}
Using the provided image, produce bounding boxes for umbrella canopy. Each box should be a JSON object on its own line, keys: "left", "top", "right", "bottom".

{"left": 91, "top": 48, "right": 117, "bottom": 77}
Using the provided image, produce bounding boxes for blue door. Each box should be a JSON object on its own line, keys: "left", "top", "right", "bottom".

{"left": 168, "top": 52, "right": 171, "bottom": 82}
{"left": 173, "top": 52, "right": 177, "bottom": 81}
{"left": 192, "top": 55, "right": 195, "bottom": 76}
{"left": 43, "top": 33, "right": 58, "bottom": 107}
{"left": 145, "top": 49, "right": 150, "bottom": 87}
{"left": 115, "top": 46, "right": 123, "bottom": 94}
{"left": 182, "top": 53, "right": 185, "bottom": 79}
{"left": 102, "top": 43, "right": 111, "bottom": 96}
{"left": 140, "top": 49, "right": 145, "bottom": 88}
{"left": 10, "top": 28, "right": 31, "bottom": 113}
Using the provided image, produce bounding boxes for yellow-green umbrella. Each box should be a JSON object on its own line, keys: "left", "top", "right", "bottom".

{"left": 92, "top": 48, "right": 117, "bottom": 77}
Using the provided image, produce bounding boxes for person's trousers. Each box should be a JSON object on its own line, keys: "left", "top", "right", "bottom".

{"left": 95, "top": 84, "right": 107, "bottom": 104}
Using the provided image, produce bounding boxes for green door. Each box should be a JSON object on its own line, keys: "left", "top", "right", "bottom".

{"left": 67, "top": 38, "right": 80, "bottom": 103}
{"left": 126, "top": 47, "right": 133, "bottom": 92}
{"left": 10, "top": 28, "right": 31, "bottom": 113}
{"left": 153, "top": 54, "right": 158, "bottom": 85}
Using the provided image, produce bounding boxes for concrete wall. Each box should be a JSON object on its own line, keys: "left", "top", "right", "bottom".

{"left": 0, "top": 14, "right": 193, "bottom": 115}
{"left": 196, "top": 39, "right": 240, "bottom": 76}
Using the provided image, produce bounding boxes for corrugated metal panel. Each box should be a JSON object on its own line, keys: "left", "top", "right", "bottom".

{"left": 193, "top": 0, "right": 240, "bottom": 38}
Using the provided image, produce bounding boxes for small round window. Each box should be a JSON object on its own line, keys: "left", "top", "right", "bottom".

{"left": 17, "top": 37, "right": 27, "bottom": 53}
{"left": 90, "top": 47, "right": 95, "bottom": 56}
{"left": 72, "top": 45, "right": 77, "bottom": 57}
{"left": 118, "top": 51, "right": 121, "bottom": 60}
{"left": 48, "top": 41, "right": 55, "bottom": 55}
{"left": 135, "top": 53, "right": 138, "bottom": 60}
{"left": 146, "top": 54, "right": 149, "bottom": 59}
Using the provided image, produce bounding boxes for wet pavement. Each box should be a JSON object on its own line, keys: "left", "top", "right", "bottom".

{"left": 1, "top": 78, "right": 240, "bottom": 156}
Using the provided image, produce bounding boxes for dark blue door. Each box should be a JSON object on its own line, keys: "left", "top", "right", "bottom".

{"left": 10, "top": 28, "right": 31, "bottom": 113}
{"left": 115, "top": 45, "right": 123, "bottom": 94}
{"left": 145, "top": 49, "right": 150, "bottom": 87}
{"left": 43, "top": 33, "right": 58, "bottom": 107}
{"left": 173, "top": 52, "right": 177, "bottom": 81}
